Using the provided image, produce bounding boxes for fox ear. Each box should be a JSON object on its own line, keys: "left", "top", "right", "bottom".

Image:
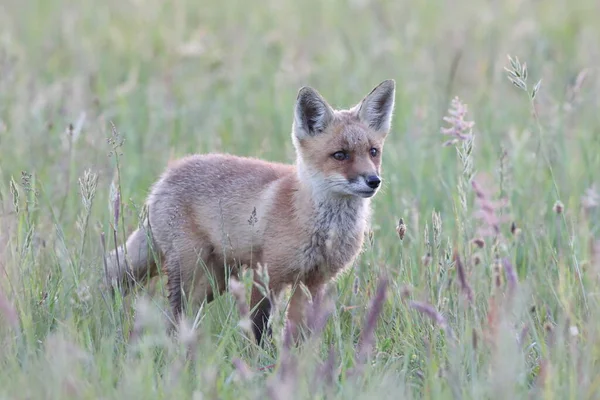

{"left": 357, "top": 79, "right": 396, "bottom": 135}
{"left": 293, "top": 86, "right": 334, "bottom": 140}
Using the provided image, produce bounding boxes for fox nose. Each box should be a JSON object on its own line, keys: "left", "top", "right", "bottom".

{"left": 365, "top": 175, "right": 381, "bottom": 189}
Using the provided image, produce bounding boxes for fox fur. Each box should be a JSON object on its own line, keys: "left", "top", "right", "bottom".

{"left": 105, "top": 79, "right": 396, "bottom": 344}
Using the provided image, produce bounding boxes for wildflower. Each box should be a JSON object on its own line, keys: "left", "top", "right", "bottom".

{"left": 441, "top": 96, "right": 474, "bottom": 146}
{"left": 356, "top": 276, "right": 388, "bottom": 363}
{"left": 314, "top": 346, "right": 337, "bottom": 388}
{"left": 409, "top": 300, "right": 454, "bottom": 339}
{"left": 472, "top": 178, "right": 510, "bottom": 240}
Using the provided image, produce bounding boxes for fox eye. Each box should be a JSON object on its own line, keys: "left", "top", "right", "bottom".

{"left": 370, "top": 148, "right": 379, "bottom": 157}
{"left": 332, "top": 151, "right": 349, "bottom": 161}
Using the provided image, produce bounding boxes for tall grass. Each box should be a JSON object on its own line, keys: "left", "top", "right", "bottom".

{"left": 1, "top": 0, "right": 600, "bottom": 398}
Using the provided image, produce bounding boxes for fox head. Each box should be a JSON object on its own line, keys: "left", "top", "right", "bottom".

{"left": 292, "top": 80, "right": 396, "bottom": 199}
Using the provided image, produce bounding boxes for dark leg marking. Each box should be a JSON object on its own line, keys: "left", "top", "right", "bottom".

{"left": 251, "top": 296, "right": 272, "bottom": 346}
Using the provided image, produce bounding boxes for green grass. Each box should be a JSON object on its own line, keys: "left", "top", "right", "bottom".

{"left": 1, "top": 0, "right": 600, "bottom": 398}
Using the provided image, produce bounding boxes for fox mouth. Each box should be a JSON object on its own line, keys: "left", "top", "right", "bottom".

{"left": 354, "top": 188, "right": 377, "bottom": 198}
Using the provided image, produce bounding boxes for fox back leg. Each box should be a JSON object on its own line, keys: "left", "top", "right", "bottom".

{"left": 161, "top": 236, "right": 228, "bottom": 321}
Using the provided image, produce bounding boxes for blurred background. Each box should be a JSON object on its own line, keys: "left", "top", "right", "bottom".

{"left": 2, "top": 0, "right": 598, "bottom": 219}
{"left": 1, "top": 0, "right": 600, "bottom": 397}
{"left": 2, "top": 0, "right": 600, "bottom": 325}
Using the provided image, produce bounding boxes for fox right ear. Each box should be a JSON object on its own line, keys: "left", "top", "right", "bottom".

{"left": 357, "top": 79, "right": 396, "bottom": 136}
{"left": 293, "top": 87, "right": 334, "bottom": 140}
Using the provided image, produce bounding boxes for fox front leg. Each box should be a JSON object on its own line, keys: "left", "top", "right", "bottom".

{"left": 250, "top": 284, "right": 273, "bottom": 346}
{"left": 284, "top": 281, "right": 325, "bottom": 344}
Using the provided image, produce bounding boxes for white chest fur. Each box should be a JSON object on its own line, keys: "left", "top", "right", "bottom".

{"left": 301, "top": 197, "right": 369, "bottom": 277}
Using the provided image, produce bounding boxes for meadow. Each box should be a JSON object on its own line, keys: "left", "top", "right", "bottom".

{"left": 1, "top": 0, "right": 600, "bottom": 398}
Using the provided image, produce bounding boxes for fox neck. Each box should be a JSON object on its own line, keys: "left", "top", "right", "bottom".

{"left": 295, "top": 158, "right": 370, "bottom": 232}
{"left": 292, "top": 159, "right": 371, "bottom": 275}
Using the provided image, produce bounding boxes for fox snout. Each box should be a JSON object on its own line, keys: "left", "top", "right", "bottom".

{"left": 345, "top": 173, "right": 382, "bottom": 198}
{"left": 364, "top": 175, "right": 381, "bottom": 189}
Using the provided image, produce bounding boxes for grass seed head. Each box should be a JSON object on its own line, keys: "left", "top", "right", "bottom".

{"left": 553, "top": 200, "right": 564, "bottom": 215}
{"left": 396, "top": 218, "right": 407, "bottom": 240}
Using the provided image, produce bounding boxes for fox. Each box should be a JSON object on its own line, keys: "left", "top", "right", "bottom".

{"left": 104, "top": 79, "right": 396, "bottom": 344}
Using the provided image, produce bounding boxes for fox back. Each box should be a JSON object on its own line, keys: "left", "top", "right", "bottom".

{"left": 104, "top": 79, "right": 396, "bottom": 344}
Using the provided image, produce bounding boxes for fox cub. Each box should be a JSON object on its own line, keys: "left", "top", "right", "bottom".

{"left": 105, "top": 80, "right": 396, "bottom": 344}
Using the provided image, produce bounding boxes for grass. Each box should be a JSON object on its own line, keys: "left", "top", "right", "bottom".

{"left": 1, "top": 0, "right": 600, "bottom": 398}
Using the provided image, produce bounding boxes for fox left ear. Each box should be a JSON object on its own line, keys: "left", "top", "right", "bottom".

{"left": 357, "top": 79, "right": 396, "bottom": 136}
{"left": 293, "top": 86, "right": 334, "bottom": 140}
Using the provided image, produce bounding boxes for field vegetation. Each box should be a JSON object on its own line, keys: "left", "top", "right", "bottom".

{"left": 1, "top": 0, "right": 600, "bottom": 398}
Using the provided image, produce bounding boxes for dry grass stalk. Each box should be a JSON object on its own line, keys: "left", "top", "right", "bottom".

{"left": 453, "top": 249, "right": 473, "bottom": 303}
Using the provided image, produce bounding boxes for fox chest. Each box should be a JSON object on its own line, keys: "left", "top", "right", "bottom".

{"left": 300, "top": 204, "right": 368, "bottom": 277}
